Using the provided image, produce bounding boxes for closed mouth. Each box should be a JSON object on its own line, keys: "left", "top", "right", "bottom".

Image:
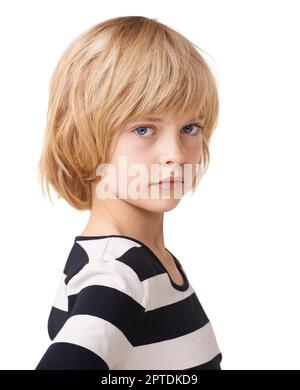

{"left": 156, "top": 178, "right": 184, "bottom": 184}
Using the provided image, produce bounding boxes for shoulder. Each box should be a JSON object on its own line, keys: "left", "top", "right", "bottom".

{"left": 62, "top": 236, "right": 150, "bottom": 308}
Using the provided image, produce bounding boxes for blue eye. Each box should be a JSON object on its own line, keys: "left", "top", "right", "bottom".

{"left": 181, "top": 124, "right": 202, "bottom": 135}
{"left": 133, "top": 127, "right": 154, "bottom": 137}
{"left": 132, "top": 123, "right": 203, "bottom": 137}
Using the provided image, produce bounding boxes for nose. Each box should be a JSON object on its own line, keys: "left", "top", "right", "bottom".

{"left": 158, "top": 132, "right": 186, "bottom": 166}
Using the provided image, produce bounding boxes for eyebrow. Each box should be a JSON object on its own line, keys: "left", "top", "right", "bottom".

{"left": 142, "top": 117, "right": 164, "bottom": 122}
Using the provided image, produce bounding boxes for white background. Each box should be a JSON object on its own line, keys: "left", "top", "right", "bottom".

{"left": 0, "top": 0, "right": 299, "bottom": 370}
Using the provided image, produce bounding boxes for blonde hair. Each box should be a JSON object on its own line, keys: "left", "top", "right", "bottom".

{"left": 38, "top": 16, "right": 219, "bottom": 210}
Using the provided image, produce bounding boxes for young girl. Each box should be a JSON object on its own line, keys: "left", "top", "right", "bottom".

{"left": 35, "top": 16, "right": 222, "bottom": 370}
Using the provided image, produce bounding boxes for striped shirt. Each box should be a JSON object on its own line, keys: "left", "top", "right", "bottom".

{"left": 36, "top": 235, "right": 222, "bottom": 370}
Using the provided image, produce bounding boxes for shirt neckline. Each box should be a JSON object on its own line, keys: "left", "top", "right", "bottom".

{"left": 74, "top": 234, "right": 190, "bottom": 292}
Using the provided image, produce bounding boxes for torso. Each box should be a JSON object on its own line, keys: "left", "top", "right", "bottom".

{"left": 80, "top": 230, "right": 185, "bottom": 286}
{"left": 47, "top": 235, "right": 223, "bottom": 370}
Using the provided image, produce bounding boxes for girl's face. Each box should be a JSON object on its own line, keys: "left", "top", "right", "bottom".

{"left": 97, "top": 111, "right": 203, "bottom": 213}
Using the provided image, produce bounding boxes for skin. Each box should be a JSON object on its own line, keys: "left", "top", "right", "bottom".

{"left": 80, "top": 111, "right": 203, "bottom": 282}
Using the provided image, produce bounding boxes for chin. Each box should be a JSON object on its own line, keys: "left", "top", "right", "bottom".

{"left": 125, "top": 197, "right": 182, "bottom": 213}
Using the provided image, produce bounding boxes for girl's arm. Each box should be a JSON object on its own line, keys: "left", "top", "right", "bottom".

{"left": 35, "top": 260, "right": 146, "bottom": 370}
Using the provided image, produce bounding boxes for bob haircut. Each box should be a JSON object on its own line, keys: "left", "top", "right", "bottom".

{"left": 38, "top": 16, "right": 219, "bottom": 210}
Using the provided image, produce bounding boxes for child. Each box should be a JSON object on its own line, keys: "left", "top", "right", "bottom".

{"left": 35, "top": 16, "right": 222, "bottom": 370}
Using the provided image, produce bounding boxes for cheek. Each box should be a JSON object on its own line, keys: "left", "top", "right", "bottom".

{"left": 185, "top": 137, "right": 203, "bottom": 162}
{"left": 113, "top": 146, "right": 151, "bottom": 172}
{"left": 112, "top": 133, "right": 150, "bottom": 162}
{"left": 108, "top": 137, "right": 152, "bottom": 193}
{"left": 182, "top": 139, "right": 203, "bottom": 186}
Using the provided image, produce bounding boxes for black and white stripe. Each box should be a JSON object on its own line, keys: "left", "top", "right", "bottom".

{"left": 36, "top": 235, "right": 222, "bottom": 370}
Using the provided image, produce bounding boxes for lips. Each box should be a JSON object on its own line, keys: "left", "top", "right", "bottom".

{"left": 157, "top": 177, "right": 184, "bottom": 184}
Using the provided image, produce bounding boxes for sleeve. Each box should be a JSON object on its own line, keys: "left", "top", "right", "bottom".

{"left": 35, "top": 258, "right": 147, "bottom": 370}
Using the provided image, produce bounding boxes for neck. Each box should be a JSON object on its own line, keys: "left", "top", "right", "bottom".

{"left": 80, "top": 186, "right": 166, "bottom": 253}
